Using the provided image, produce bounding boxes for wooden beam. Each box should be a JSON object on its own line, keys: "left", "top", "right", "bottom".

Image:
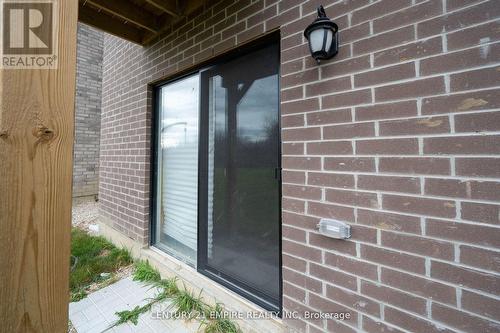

{"left": 143, "top": 0, "right": 180, "bottom": 17}
{"left": 85, "top": 0, "right": 161, "bottom": 33}
{"left": 0, "top": 0, "right": 78, "bottom": 332}
{"left": 79, "top": 4, "right": 144, "bottom": 45}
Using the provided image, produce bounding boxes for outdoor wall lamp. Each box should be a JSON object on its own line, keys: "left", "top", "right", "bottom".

{"left": 304, "top": 5, "right": 339, "bottom": 63}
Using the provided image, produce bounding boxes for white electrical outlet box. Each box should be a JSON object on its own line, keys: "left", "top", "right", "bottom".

{"left": 317, "top": 219, "right": 351, "bottom": 239}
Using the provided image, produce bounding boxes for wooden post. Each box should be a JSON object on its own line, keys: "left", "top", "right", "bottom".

{"left": 0, "top": 1, "right": 78, "bottom": 332}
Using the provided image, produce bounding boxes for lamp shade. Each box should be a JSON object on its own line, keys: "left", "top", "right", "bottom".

{"left": 304, "top": 6, "right": 339, "bottom": 63}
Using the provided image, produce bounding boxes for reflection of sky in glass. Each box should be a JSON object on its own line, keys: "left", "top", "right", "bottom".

{"left": 161, "top": 75, "right": 199, "bottom": 148}
{"left": 237, "top": 75, "right": 278, "bottom": 143}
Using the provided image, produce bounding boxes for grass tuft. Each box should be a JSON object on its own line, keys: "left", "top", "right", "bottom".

{"left": 203, "top": 303, "right": 241, "bottom": 333}
{"left": 114, "top": 304, "right": 151, "bottom": 326}
{"left": 70, "top": 228, "right": 132, "bottom": 301}
{"left": 170, "top": 285, "right": 206, "bottom": 320}
{"left": 133, "top": 260, "right": 161, "bottom": 283}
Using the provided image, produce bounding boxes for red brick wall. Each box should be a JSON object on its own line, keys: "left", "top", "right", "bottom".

{"left": 100, "top": 0, "right": 500, "bottom": 332}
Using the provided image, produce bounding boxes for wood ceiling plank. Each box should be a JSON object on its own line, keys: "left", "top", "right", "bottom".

{"left": 78, "top": 5, "right": 145, "bottom": 45}
{"left": 143, "top": 0, "right": 180, "bottom": 17}
{"left": 85, "top": 0, "right": 161, "bottom": 33}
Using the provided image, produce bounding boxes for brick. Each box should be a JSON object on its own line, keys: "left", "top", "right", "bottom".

{"left": 432, "top": 303, "right": 500, "bottom": 333}
{"left": 424, "top": 178, "right": 468, "bottom": 198}
{"left": 325, "top": 253, "right": 378, "bottom": 280}
{"left": 461, "top": 202, "right": 500, "bottom": 225}
{"left": 380, "top": 116, "right": 450, "bottom": 136}
{"left": 324, "top": 157, "right": 375, "bottom": 172}
{"left": 283, "top": 184, "right": 322, "bottom": 200}
{"left": 282, "top": 197, "right": 305, "bottom": 213}
{"left": 281, "top": 59, "right": 303, "bottom": 75}
{"left": 340, "top": 22, "right": 370, "bottom": 44}
{"left": 282, "top": 170, "right": 305, "bottom": 184}
{"left": 385, "top": 306, "right": 455, "bottom": 333}
{"left": 309, "top": 263, "right": 357, "bottom": 291}
{"left": 283, "top": 211, "right": 319, "bottom": 230}
{"left": 282, "top": 156, "right": 321, "bottom": 170}
{"left": 356, "top": 138, "right": 419, "bottom": 155}
{"left": 354, "top": 63, "right": 415, "bottom": 88}
{"left": 379, "top": 157, "right": 450, "bottom": 175}
{"left": 326, "top": 189, "right": 378, "bottom": 208}
{"left": 422, "top": 89, "right": 500, "bottom": 115}
{"left": 351, "top": 225, "right": 378, "bottom": 244}
{"left": 381, "top": 231, "right": 454, "bottom": 260}
{"left": 323, "top": 122, "right": 375, "bottom": 139}
{"left": 373, "top": 36, "right": 442, "bottom": 66}
{"left": 283, "top": 239, "right": 322, "bottom": 262}
{"left": 309, "top": 294, "right": 359, "bottom": 328}
{"left": 327, "top": 285, "right": 381, "bottom": 317}
{"left": 431, "top": 260, "right": 500, "bottom": 294}
{"left": 355, "top": 101, "right": 418, "bottom": 121}
{"left": 283, "top": 281, "right": 306, "bottom": 303}
{"left": 282, "top": 127, "right": 321, "bottom": 141}
{"left": 418, "top": 0, "right": 500, "bottom": 38}
{"left": 282, "top": 142, "right": 304, "bottom": 155}
{"left": 351, "top": 0, "right": 411, "bottom": 25}
{"left": 361, "top": 280, "right": 427, "bottom": 315}
{"left": 283, "top": 267, "right": 322, "bottom": 293}
{"left": 283, "top": 253, "right": 307, "bottom": 272}
{"left": 382, "top": 194, "right": 456, "bottom": 218}
{"left": 426, "top": 218, "right": 500, "bottom": 248}
{"left": 282, "top": 68, "right": 318, "bottom": 88}
{"left": 462, "top": 290, "right": 500, "bottom": 321}
{"left": 308, "top": 232, "right": 357, "bottom": 256}
{"left": 461, "top": 246, "right": 500, "bottom": 273}
{"left": 281, "top": 86, "right": 303, "bottom": 102}
{"left": 283, "top": 225, "right": 306, "bottom": 242}
{"left": 282, "top": 98, "right": 319, "bottom": 115}
{"left": 447, "top": 20, "right": 500, "bottom": 51}
{"left": 357, "top": 209, "right": 421, "bottom": 234}
{"left": 322, "top": 89, "right": 372, "bottom": 108}
{"left": 381, "top": 267, "right": 457, "bottom": 305}
{"left": 358, "top": 175, "right": 421, "bottom": 194}
{"left": 308, "top": 202, "right": 355, "bottom": 222}
{"left": 456, "top": 158, "right": 500, "bottom": 178}
{"left": 451, "top": 66, "right": 500, "bottom": 92}
{"left": 353, "top": 26, "right": 415, "bottom": 55}
{"left": 282, "top": 114, "right": 305, "bottom": 128}
{"left": 424, "top": 135, "right": 500, "bottom": 155}
{"left": 307, "top": 141, "right": 353, "bottom": 155}
{"left": 455, "top": 111, "right": 500, "bottom": 133}
{"left": 305, "top": 76, "right": 351, "bottom": 97}
{"left": 362, "top": 316, "right": 406, "bottom": 333}
{"left": 420, "top": 43, "right": 500, "bottom": 76}
{"left": 375, "top": 77, "right": 445, "bottom": 102}
{"left": 361, "top": 244, "right": 425, "bottom": 274}
{"left": 306, "top": 109, "right": 352, "bottom": 125}
{"left": 308, "top": 172, "right": 354, "bottom": 189}
{"left": 321, "top": 55, "right": 371, "bottom": 79}
{"left": 373, "top": 0, "right": 442, "bottom": 33}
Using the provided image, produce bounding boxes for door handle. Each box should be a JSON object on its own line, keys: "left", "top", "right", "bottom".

{"left": 274, "top": 167, "right": 281, "bottom": 181}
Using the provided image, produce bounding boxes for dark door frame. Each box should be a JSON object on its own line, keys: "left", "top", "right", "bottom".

{"left": 150, "top": 32, "right": 282, "bottom": 314}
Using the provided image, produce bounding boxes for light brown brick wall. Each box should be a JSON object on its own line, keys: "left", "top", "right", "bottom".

{"left": 100, "top": 0, "right": 500, "bottom": 332}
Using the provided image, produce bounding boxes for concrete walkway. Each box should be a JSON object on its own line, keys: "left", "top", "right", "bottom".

{"left": 69, "top": 276, "right": 199, "bottom": 333}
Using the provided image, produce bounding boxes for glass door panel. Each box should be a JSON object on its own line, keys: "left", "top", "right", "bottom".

{"left": 199, "top": 42, "right": 281, "bottom": 310}
{"left": 155, "top": 74, "right": 199, "bottom": 266}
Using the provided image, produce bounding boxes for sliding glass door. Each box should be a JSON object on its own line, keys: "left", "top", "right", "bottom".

{"left": 199, "top": 43, "right": 281, "bottom": 311}
{"left": 153, "top": 39, "right": 280, "bottom": 311}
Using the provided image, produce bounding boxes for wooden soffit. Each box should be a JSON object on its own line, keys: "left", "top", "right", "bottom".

{"left": 78, "top": 0, "right": 209, "bottom": 45}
